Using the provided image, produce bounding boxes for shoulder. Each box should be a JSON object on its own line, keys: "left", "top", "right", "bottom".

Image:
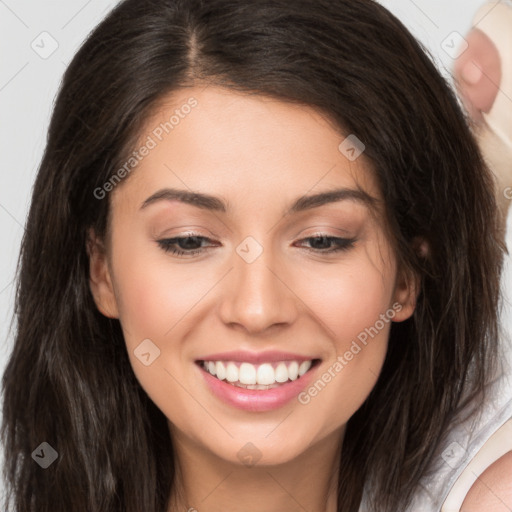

{"left": 461, "top": 450, "right": 512, "bottom": 511}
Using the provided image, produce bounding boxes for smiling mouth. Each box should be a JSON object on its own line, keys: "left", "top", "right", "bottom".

{"left": 196, "top": 359, "right": 321, "bottom": 390}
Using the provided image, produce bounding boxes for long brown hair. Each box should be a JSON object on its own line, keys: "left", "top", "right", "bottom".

{"left": 1, "top": 0, "right": 505, "bottom": 510}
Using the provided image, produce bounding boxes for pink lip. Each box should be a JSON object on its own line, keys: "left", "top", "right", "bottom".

{"left": 195, "top": 350, "right": 315, "bottom": 364}
{"left": 197, "top": 359, "right": 320, "bottom": 412}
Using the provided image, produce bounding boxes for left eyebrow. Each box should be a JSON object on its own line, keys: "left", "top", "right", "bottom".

{"left": 139, "top": 186, "right": 378, "bottom": 213}
{"left": 287, "top": 188, "right": 378, "bottom": 213}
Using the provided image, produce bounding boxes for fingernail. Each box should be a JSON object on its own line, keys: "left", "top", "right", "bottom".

{"left": 461, "top": 60, "right": 482, "bottom": 84}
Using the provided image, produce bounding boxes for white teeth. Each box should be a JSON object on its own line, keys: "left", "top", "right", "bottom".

{"left": 288, "top": 361, "right": 299, "bottom": 381}
{"left": 201, "top": 359, "right": 314, "bottom": 386}
{"left": 298, "top": 360, "right": 312, "bottom": 376}
{"left": 245, "top": 384, "right": 274, "bottom": 390}
{"left": 239, "top": 362, "right": 257, "bottom": 384}
{"left": 226, "top": 362, "right": 239, "bottom": 382}
{"left": 274, "top": 363, "right": 289, "bottom": 383}
{"left": 256, "top": 363, "right": 275, "bottom": 385}
{"left": 215, "top": 361, "right": 226, "bottom": 381}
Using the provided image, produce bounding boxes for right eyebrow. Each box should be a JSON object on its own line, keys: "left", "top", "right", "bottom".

{"left": 140, "top": 188, "right": 227, "bottom": 212}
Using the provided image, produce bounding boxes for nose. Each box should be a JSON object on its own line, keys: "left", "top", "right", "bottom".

{"left": 217, "top": 242, "right": 298, "bottom": 335}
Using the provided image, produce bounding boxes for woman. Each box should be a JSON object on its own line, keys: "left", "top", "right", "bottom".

{"left": 1, "top": 0, "right": 509, "bottom": 510}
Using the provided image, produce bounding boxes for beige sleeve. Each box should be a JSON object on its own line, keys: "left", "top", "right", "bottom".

{"left": 441, "top": 418, "right": 512, "bottom": 512}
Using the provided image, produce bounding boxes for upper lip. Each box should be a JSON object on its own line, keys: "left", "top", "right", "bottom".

{"left": 196, "top": 350, "right": 319, "bottom": 364}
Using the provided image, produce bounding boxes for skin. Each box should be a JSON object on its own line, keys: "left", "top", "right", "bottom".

{"left": 88, "top": 85, "right": 419, "bottom": 512}
{"left": 462, "top": 451, "right": 512, "bottom": 511}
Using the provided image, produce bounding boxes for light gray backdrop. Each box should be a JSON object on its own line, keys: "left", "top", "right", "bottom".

{"left": 1, "top": 0, "right": 512, "bottom": 503}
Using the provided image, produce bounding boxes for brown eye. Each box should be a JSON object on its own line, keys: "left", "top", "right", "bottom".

{"left": 296, "top": 235, "right": 357, "bottom": 253}
{"left": 157, "top": 235, "right": 214, "bottom": 256}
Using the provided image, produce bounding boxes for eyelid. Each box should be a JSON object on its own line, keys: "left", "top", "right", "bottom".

{"left": 153, "top": 226, "right": 215, "bottom": 239}
{"left": 292, "top": 225, "right": 356, "bottom": 241}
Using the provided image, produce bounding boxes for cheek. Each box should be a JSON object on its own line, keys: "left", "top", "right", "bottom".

{"left": 110, "top": 233, "right": 207, "bottom": 349}
{"left": 308, "top": 269, "right": 390, "bottom": 342}
{"left": 292, "top": 248, "right": 395, "bottom": 431}
{"left": 109, "top": 244, "right": 207, "bottom": 416}
{"left": 296, "top": 277, "right": 391, "bottom": 438}
{"left": 297, "top": 246, "right": 395, "bottom": 354}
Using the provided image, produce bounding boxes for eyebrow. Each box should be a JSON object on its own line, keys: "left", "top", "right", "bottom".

{"left": 140, "top": 187, "right": 378, "bottom": 214}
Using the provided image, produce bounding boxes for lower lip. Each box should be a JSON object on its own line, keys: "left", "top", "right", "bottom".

{"left": 197, "top": 362, "right": 319, "bottom": 412}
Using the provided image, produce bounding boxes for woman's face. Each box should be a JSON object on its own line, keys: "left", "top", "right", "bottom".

{"left": 89, "top": 85, "right": 417, "bottom": 466}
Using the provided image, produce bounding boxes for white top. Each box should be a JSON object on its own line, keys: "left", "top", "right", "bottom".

{"left": 406, "top": 356, "right": 512, "bottom": 511}
{"left": 357, "top": 349, "right": 512, "bottom": 512}
{"left": 441, "top": 417, "right": 512, "bottom": 511}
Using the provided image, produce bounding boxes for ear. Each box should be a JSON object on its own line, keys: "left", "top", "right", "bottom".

{"left": 391, "top": 237, "right": 426, "bottom": 322}
{"left": 86, "top": 228, "right": 119, "bottom": 319}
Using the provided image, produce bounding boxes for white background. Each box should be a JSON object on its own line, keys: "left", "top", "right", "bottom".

{"left": 1, "top": 0, "right": 511, "bottom": 502}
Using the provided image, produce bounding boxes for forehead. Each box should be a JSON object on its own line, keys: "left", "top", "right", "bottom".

{"left": 111, "top": 85, "right": 381, "bottom": 214}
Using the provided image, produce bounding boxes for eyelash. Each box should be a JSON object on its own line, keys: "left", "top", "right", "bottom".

{"left": 156, "top": 234, "right": 356, "bottom": 257}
